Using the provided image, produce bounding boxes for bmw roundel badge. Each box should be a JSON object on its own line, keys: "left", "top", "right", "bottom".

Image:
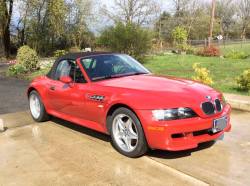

{"left": 206, "top": 95, "right": 212, "bottom": 100}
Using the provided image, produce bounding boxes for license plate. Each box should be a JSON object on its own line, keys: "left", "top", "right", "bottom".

{"left": 212, "top": 115, "right": 228, "bottom": 133}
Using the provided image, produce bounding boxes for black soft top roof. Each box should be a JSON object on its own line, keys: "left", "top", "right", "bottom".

{"left": 46, "top": 52, "right": 118, "bottom": 79}
{"left": 59, "top": 52, "right": 116, "bottom": 60}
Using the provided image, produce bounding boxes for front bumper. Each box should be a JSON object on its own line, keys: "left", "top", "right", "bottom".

{"left": 136, "top": 104, "right": 231, "bottom": 151}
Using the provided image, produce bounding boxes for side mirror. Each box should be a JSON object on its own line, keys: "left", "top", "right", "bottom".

{"left": 60, "top": 76, "right": 73, "bottom": 88}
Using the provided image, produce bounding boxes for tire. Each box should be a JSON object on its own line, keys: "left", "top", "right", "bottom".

{"left": 29, "top": 90, "right": 52, "bottom": 122}
{"left": 110, "top": 107, "right": 149, "bottom": 158}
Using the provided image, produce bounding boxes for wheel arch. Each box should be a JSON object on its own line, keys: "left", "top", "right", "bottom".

{"left": 106, "top": 103, "right": 140, "bottom": 134}
{"left": 27, "top": 87, "right": 37, "bottom": 100}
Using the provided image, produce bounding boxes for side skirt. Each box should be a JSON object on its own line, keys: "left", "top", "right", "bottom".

{"left": 47, "top": 109, "right": 107, "bottom": 134}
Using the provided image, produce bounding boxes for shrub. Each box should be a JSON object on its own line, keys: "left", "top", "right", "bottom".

{"left": 192, "top": 62, "right": 214, "bottom": 85}
{"left": 172, "top": 49, "right": 176, "bottom": 53}
{"left": 172, "top": 27, "right": 187, "bottom": 51}
{"left": 225, "top": 50, "right": 248, "bottom": 59}
{"left": 54, "top": 50, "right": 68, "bottom": 57}
{"left": 184, "top": 45, "right": 195, "bottom": 54}
{"left": 17, "top": 46, "right": 39, "bottom": 70}
{"left": 69, "top": 46, "right": 81, "bottom": 53}
{"left": 96, "top": 21, "right": 152, "bottom": 58}
{"left": 196, "top": 46, "right": 219, "bottom": 57}
{"left": 236, "top": 70, "right": 250, "bottom": 91}
{"left": 6, "top": 64, "right": 26, "bottom": 76}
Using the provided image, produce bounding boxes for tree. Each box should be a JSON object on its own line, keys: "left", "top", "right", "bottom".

{"left": 153, "top": 1, "right": 167, "bottom": 49}
{"left": 172, "top": 27, "right": 187, "bottom": 51}
{"left": 16, "top": 0, "right": 97, "bottom": 56}
{"left": 97, "top": 21, "right": 152, "bottom": 58}
{"left": 64, "top": 0, "right": 98, "bottom": 50}
{"left": 170, "top": 0, "right": 203, "bottom": 37}
{"left": 101, "top": 0, "right": 158, "bottom": 26}
{"left": 171, "top": 0, "right": 190, "bottom": 19}
{"left": 215, "top": 0, "right": 235, "bottom": 39}
{"left": 209, "top": 0, "right": 216, "bottom": 45}
{"left": 0, "top": 0, "right": 14, "bottom": 58}
{"left": 17, "top": 0, "right": 67, "bottom": 55}
{"left": 237, "top": 0, "right": 250, "bottom": 39}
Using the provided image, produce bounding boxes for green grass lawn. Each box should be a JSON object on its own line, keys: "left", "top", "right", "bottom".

{"left": 143, "top": 55, "right": 250, "bottom": 95}
{"left": 216, "top": 43, "right": 250, "bottom": 55}
{"left": 28, "top": 54, "right": 250, "bottom": 95}
{"left": 29, "top": 68, "right": 50, "bottom": 80}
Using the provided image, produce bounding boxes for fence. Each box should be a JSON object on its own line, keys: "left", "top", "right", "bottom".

{"left": 187, "top": 39, "right": 250, "bottom": 54}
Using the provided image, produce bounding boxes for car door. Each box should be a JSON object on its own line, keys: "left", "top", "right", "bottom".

{"left": 47, "top": 59, "right": 88, "bottom": 119}
{"left": 79, "top": 56, "right": 112, "bottom": 125}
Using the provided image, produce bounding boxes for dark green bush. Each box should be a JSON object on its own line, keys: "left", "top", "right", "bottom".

{"left": 172, "top": 49, "right": 176, "bottom": 53}
{"left": 96, "top": 21, "right": 152, "bottom": 58}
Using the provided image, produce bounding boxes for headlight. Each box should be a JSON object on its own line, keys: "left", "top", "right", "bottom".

{"left": 152, "top": 108, "right": 198, "bottom": 121}
{"left": 222, "top": 96, "right": 227, "bottom": 106}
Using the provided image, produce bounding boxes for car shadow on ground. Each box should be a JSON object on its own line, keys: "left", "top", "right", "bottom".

{"left": 51, "top": 117, "right": 111, "bottom": 143}
{"left": 51, "top": 117, "right": 125, "bottom": 155}
{"left": 51, "top": 116, "right": 224, "bottom": 159}
{"left": 146, "top": 134, "right": 224, "bottom": 159}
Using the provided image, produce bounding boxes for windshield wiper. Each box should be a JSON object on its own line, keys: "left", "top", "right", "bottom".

{"left": 92, "top": 75, "right": 120, "bottom": 81}
{"left": 92, "top": 72, "right": 148, "bottom": 81}
{"left": 121, "top": 72, "right": 148, "bottom": 76}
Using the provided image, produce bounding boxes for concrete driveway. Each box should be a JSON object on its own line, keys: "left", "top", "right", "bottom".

{"left": 0, "top": 109, "right": 249, "bottom": 185}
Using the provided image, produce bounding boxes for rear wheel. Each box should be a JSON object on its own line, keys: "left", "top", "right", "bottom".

{"left": 110, "top": 107, "right": 149, "bottom": 157}
{"left": 29, "top": 90, "right": 52, "bottom": 122}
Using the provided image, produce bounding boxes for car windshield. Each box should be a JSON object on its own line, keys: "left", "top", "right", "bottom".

{"left": 80, "top": 54, "right": 151, "bottom": 81}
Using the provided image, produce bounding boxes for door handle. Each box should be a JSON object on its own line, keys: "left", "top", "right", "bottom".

{"left": 50, "top": 86, "right": 55, "bottom": 90}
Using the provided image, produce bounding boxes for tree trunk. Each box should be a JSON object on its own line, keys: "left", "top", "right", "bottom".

{"left": 1, "top": 0, "right": 14, "bottom": 59}
{"left": 242, "top": 28, "right": 246, "bottom": 40}
{"left": 0, "top": 35, "right": 4, "bottom": 59}
{"left": 3, "top": 22, "right": 10, "bottom": 58}
{"left": 209, "top": 0, "right": 216, "bottom": 47}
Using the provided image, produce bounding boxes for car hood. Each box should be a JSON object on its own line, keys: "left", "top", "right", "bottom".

{"left": 100, "top": 74, "right": 221, "bottom": 100}
{"left": 97, "top": 74, "right": 222, "bottom": 115}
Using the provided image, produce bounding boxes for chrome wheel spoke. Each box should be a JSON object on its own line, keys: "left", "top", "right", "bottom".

{"left": 127, "top": 120, "right": 137, "bottom": 137}
{"left": 118, "top": 117, "right": 125, "bottom": 131}
{"left": 117, "top": 131, "right": 124, "bottom": 139}
{"left": 123, "top": 136, "right": 131, "bottom": 150}
{"left": 124, "top": 119, "right": 132, "bottom": 129}
{"left": 128, "top": 132, "right": 137, "bottom": 140}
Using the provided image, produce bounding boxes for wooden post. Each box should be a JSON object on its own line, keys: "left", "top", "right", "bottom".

{"left": 219, "top": 39, "right": 221, "bottom": 74}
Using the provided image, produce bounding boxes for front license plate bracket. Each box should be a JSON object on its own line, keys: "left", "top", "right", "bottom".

{"left": 212, "top": 115, "right": 228, "bottom": 133}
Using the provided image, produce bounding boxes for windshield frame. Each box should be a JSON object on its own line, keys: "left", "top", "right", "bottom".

{"left": 78, "top": 54, "right": 151, "bottom": 82}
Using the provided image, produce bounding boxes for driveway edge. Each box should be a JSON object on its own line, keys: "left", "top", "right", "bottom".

{"left": 223, "top": 93, "right": 250, "bottom": 112}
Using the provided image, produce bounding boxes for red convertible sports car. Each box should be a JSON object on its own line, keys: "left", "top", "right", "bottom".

{"left": 27, "top": 52, "right": 231, "bottom": 157}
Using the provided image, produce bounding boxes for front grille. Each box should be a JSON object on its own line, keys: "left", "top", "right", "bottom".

{"left": 215, "top": 99, "right": 222, "bottom": 112}
{"left": 201, "top": 101, "right": 215, "bottom": 116}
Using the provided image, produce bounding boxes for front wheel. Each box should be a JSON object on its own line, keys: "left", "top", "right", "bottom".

{"left": 110, "top": 107, "right": 149, "bottom": 158}
{"left": 29, "top": 90, "right": 52, "bottom": 122}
